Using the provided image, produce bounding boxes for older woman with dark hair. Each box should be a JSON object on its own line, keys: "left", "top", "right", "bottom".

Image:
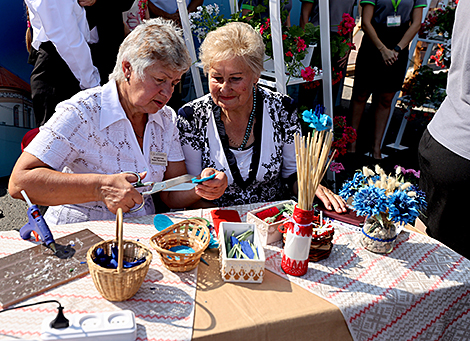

{"left": 9, "top": 18, "right": 227, "bottom": 225}
{"left": 178, "top": 22, "right": 346, "bottom": 211}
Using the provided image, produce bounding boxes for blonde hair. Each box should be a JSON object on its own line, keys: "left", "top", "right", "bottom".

{"left": 199, "top": 22, "right": 265, "bottom": 78}
{"left": 110, "top": 18, "right": 191, "bottom": 82}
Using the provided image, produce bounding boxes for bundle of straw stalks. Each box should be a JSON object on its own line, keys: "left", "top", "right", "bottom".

{"left": 295, "top": 130, "right": 335, "bottom": 211}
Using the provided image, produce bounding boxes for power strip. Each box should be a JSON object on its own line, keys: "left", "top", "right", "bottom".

{"left": 40, "top": 310, "right": 136, "bottom": 341}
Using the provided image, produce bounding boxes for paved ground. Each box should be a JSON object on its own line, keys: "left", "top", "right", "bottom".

{"left": 0, "top": 176, "right": 28, "bottom": 232}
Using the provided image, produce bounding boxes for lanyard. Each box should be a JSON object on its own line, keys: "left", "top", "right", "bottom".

{"left": 391, "top": 0, "right": 401, "bottom": 13}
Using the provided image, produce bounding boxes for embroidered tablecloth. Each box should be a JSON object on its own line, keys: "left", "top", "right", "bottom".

{"left": 0, "top": 203, "right": 273, "bottom": 341}
{"left": 143, "top": 204, "right": 470, "bottom": 341}
{"left": 2, "top": 202, "right": 468, "bottom": 341}
{"left": 0, "top": 215, "right": 200, "bottom": 341}
{"left": 264, "top": 225, "right": 470, "bottom": 341}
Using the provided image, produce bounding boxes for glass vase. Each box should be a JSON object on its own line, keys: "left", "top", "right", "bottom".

{"left": 361, "top": 216, "right": 397, "bottom": 254}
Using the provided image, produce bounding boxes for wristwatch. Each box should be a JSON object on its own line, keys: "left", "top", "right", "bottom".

{"left": 393, "top": 45, "right": 402, "bottom": 52}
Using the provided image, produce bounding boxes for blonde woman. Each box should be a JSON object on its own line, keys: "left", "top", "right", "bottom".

{"left": 178, "top": 22, "right": 346, "bottom": 212}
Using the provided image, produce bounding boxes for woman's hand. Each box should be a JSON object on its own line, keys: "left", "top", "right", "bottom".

{"left": 194, "top": 168, "right": 227, "bottom": 201}
{"left": 78, "top": 0, "right": 97, "bottom": 7}
{"left": 315, "top": 185, "right": 347, "bottom": 213}
{"left": 98, "top": 172, "right": 145, "bottom": 214}
{"left": 379, "top": 47, "right": 398, "bottom": 66}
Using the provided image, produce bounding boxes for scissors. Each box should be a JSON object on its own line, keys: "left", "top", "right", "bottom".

{"left": 124, "top": 171, "right": 216, "bottom": 212}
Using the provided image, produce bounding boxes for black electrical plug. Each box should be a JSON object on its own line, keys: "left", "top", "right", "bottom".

{"left": 50, "top": 305, "right": 69, "bottom": 329}
{"left": 0, "top": 300, "right": 69, "bottom": 329}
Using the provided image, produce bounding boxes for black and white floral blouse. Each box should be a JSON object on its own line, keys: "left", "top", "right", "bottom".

{"left": 177, "top": 86, "right": 300, "bottom": 207}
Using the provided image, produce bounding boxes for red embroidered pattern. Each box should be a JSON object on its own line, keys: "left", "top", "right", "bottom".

{"left": 281, "top": 254, "right": 309, "bottom": 276}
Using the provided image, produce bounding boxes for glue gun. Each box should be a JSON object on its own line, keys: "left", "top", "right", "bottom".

{"left": 19, "top": 190, "right": 57, "bottom": 253}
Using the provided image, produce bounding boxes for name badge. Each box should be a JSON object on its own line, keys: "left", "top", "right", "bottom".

{"left": 387, "top": 15, "right": 401, "bottom": 27}
{"left": 150, "top": 151, "right": 168, "bottom": 166}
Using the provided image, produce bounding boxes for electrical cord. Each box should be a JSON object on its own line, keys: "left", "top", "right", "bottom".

{"left": 0, "top": 300, "right": 69, "bottom": 329}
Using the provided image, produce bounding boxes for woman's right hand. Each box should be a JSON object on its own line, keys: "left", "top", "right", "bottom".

{"left": 194, "top": 168, "right": 227, "bottom": 201}
{"left": 98, "top": 172, "right": 145, "bottom": 214}
{"left": 380, "top": 47, "right": 398, "bottom": 66}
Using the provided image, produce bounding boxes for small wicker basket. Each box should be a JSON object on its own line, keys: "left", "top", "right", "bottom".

{"left": 149, "top": 218, "right": 210, "bottom": 272}
{"left": 86, "top": 208, "right": 153, "bottom": 301}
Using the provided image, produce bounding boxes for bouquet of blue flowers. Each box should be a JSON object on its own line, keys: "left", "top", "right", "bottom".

{"left": 339, "top": 165, "right": 427, "bottom": 253}
{"left": 340, "top": 165, "right": 426, "bottom": 226}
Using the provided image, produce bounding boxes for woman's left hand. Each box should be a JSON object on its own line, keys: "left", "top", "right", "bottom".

{"left": 194, "top": 168, "right": 227, "bottom": 201}
{"left": 315, "top": 185, "right": 347, "bottom": 213}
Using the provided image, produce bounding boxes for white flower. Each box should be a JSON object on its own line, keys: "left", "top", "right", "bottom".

{"left": 363, "top": 166, "right": 374, "bottom": 177}
{"left": 400, "top": 182, "right": 412, "bottom": 191}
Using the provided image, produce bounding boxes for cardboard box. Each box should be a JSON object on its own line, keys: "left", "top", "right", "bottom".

{"left": 247, "top": 200, "right": 296, "bottom": 246}
{"left": 218, "top": 222, "right": 265, "bottom": 284}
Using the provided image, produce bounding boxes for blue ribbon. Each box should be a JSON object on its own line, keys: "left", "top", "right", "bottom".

{"left": 362, "top": 228, "right": 398, "bottom": 243}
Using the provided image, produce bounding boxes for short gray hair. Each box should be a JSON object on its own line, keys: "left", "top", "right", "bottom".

{"left": 199, "top": 22, "right": 265, "bottom": 78}
{"left": 109, "top": 18, "right": 192, "bottom": 82}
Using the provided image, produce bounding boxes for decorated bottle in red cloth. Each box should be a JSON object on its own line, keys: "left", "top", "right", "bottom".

{"left": 281, "top": 205, "right": 313, "bottom": 276}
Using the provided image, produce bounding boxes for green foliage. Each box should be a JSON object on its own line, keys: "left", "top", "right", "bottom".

{"left": 399, "top": 66, "right": 448, "bottom": 123}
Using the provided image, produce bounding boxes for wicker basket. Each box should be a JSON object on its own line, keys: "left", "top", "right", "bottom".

{"left": 149, "top": 218, "right": 210, "bottom": 272}
{"left": 86, "top": 208, "right": 153, "bottom": 301}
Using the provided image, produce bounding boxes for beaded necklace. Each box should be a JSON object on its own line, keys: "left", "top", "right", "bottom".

{"left": 236, "top": 87, "right": 257, "bottom": 151}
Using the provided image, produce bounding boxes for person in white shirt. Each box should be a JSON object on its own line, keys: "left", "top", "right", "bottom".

{"left": 26, "top": 0, "right": 101, "bottom": 126}
{"left": 148, "top": 0, "right": 203, "bottom": 25}
{"left": 9, "top": 18, "right": 227, "bottom": 225}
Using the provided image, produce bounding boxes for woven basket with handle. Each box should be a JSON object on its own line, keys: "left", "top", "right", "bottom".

{"left": 86, "top": 208, "right": 153, "bottom": 301}
{"left": 150, "top": 218, "right": 210, "bottom": 272}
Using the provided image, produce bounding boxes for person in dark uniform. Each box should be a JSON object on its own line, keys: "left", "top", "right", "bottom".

{"left": 348, "top": 0, "right": 426, "bottom": 159}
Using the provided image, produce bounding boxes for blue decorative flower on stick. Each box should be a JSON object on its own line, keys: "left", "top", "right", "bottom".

{"left": 302, "top": 104, "right": 332, "bottom": 131}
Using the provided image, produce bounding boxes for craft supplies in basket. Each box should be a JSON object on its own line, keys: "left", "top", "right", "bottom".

{"left": 149, "top": 218, "right": 210, "bottom": 272}
{"left": 218, "top": 222, "right": 265, "bottom": 283}
{"left": 86, "top": 208, "right": 153, "bottom": 301}
{"left": 247, "top": 200, "right": 295, "bottom": 246}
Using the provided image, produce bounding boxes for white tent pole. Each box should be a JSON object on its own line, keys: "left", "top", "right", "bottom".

{"left": 319, "top": 0, "right": 333, "bottom": 120}
{"left": 177, "top": 0, "right": 204, "bottom": 98}
{"left": 269, "top": 0, "right": 287, "bottom": 94}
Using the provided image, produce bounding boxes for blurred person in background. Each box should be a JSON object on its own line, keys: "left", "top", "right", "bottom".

{"left": 348, "top": 0, "right": 425, "bottom": 159}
